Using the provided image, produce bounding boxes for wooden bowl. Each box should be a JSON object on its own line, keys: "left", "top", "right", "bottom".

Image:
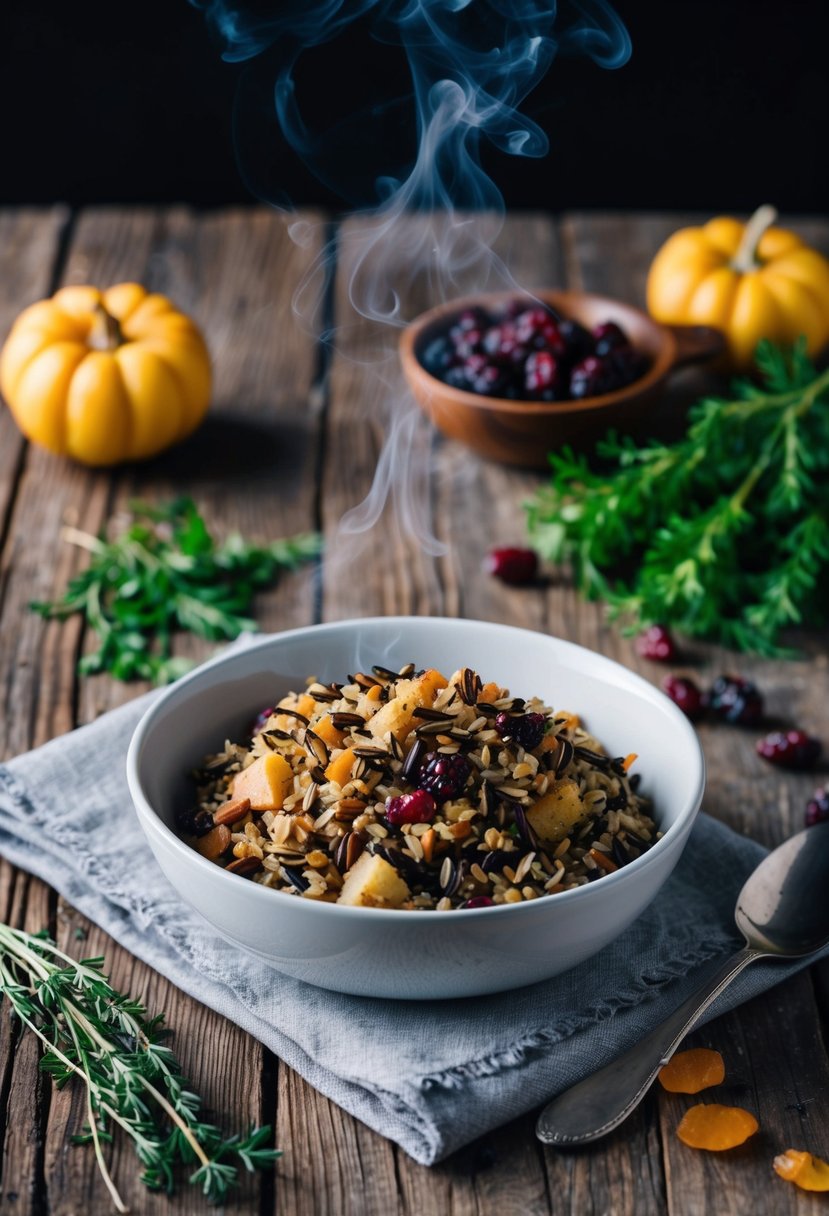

{"left": 400, "top": 290, "right": 725, "bottom": 468}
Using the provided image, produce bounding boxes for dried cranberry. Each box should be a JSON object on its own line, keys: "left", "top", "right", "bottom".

{"left": 706, "top": 675, "right": 763, "bottom": 726}
{"left": 756, "top": 730, "right": 821, "bottom": 770}
{"left": 569, "top": 355, "right": 614, "bottom": 399}
{"left": 663, "top": 674, "right": 703, "bottom": 719}
{"left": 636, "top": 625, "right": 676, "bottom": 662}
{"left": 385, "top": 789, "right": 437, "bottom": 826}
{"left": 524, "top": 350, "right": 561, "bottom": 398}
{"left": 484, "top": 547, "right": 538, "bottom": 585}
{"left": 805, "top": 787, "right": 829, "bottom": 827}
{"left": 462, "top": 896, "right": 495, "bottom": 909}
{"left": 418, "top": 752, "right": 472, "bottom": 803}
{"left": 494, "top": 711, "right": 546, "bottom": 750}
{"left": 593, "top": 321, "right": 630, "bottom": 357}
{"left": 251, "top": 706, "right": 275, "bottom": 735}
{"left": 558, "top": 318, "right": 593, "bottom": 360}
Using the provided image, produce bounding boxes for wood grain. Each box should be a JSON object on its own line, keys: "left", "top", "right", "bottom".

{"left": 0, "top": 206, "right": 828, "bottom": 1215}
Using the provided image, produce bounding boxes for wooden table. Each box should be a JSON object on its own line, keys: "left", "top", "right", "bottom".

{"left": 0, "top": 205, "right": 827, "bottom": 1216}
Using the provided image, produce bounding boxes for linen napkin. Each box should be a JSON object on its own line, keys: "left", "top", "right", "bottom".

{"left": 0, "top": 664, "right": 823, "bottom": 1165}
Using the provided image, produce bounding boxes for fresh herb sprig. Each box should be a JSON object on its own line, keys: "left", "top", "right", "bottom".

{"left": 32, "top": 498, "right": 321, "bottom": 684}
{"left": 527, "top": 340, "right": 829, "bottom": 655}
{"left": 0, "top": 924, "right": 280, "bottom": 1209}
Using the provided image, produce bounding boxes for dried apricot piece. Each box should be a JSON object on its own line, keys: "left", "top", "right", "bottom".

{"left": 676, "top": 1104, "right": 758, "bottom": 1151}
{"left": 659, "top": 1048, "right": 725, "bottom": 1094}
{"left": 774, "top": 1149, "right": 829, "bottom": 1191}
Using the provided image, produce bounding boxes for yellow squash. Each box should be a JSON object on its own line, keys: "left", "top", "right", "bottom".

{"left": 647, "top": 205, "right": 829, "bottom": 370}
{"left": 0, "top": 283, "right": 211, "bottom": 465}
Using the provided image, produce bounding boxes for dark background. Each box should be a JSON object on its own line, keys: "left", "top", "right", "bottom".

{"left": 3, "top": 0, "right": 827, "bottom": 213}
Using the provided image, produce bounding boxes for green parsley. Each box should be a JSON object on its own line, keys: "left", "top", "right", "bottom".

{"left": 0, "top": 925, "right": 280, "bottom": 1209}
{"left": 527, "top": 340, "right": 829, "bottom": 656}
{"left": 32, "top": 498, "right": 321, "bottom": 684}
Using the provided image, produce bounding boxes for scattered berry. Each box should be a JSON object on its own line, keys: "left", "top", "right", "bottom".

{"left": 462, "top": 896, "right": 495, "bottom": 909}
{"left": 484, "top": 546, "right": 538, "bottom": 585}
{"left": 756, "top": 730, "right": 821, "bottom": 770}
{"left": 636, "top": 624, "right": 676, "bottom": 662}
{"left": 385, "top": 789, "right": 437, "bottom": 826}
{"left": 494, "top": 711, "right": 546, "bottom": 750}
{"left": 805, "top": 787, "right": 829, "bottom": 827}
{"left": 663, "top": 674, "right": 703, "bottom": 719}
{"left": 706, "top": 674, "right": 763, "bottom": 726}
{"left": 418, "top": 752, "right": 472, "bottom": 803}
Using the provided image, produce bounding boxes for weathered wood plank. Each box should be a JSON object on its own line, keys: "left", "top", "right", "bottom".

{"left": 564, "top": 211, "right": 829, "bottom": 1216}
{"left": 28, "top": 205, "right": 326, "bottom": 1214}
{"left": 0, "top": 208, "right": 69, "bottom": 541}
{"left": 275, "top": 1066, "right": 402, "bottom": 1216}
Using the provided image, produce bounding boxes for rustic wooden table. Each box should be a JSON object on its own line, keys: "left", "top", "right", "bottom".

{"left": 0, "top": 205, "right": 827, "bottom": 1215}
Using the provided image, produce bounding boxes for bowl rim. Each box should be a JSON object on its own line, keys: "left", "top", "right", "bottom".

{"left": 400, "top": 288, "right": 677, "bottom": 416}
{"left": 127, "top": 616, "right": 706, "bottom": 924}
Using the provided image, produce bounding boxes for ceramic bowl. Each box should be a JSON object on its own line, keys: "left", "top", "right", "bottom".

{"left": 127, "top": 617, "right": 705, "bottom": 1000}
{"left": 400, "top": 290, "right": 724, "bottom": 468}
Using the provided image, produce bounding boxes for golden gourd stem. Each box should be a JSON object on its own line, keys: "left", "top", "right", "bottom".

{"left": 92, "top": 302, "right": 124, "bottom": 351}
{"left": 731, "top": 204, "right": 778, "bottom": 273}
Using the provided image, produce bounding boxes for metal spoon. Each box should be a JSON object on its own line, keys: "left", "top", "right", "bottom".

{"left": 536, "top": 820, "right": 829, "bottom": 1147}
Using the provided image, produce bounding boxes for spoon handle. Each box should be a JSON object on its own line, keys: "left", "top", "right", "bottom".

{"left": 536, "top": 944, "right": 762, "bottom": 1146}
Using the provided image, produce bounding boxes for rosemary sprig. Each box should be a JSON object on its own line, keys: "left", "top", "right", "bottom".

{"left": 31, "top": 498, "right": 322, "bottom": 684}
{"left": 526, "top": 340, "right": 829, "bottom": 656}
{"left": 0, "top": 925, "right": 280, "bottom": 1209}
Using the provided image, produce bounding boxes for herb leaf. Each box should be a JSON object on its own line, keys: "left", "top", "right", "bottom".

{"left": 0, "top": 925, "right": 281, "bottom": 1210}
{"left": 526, "top": 339, "right": 829, "bottom": 656}
{"left": 32, "top": 499, "right": 322, "bottom": 684}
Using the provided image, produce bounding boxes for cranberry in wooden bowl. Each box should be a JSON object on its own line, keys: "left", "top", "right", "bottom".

{"left": 400, "top": 290, "right": 724, "bottom": 468}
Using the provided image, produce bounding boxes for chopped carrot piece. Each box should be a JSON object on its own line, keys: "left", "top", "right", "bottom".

{"left": 774, "top": 1149, "right": 829, "bottom": 1191}
{"left": 365, "top": 684, "right": 382, "bottom": 702}
{"left": 622, "top": 752, "right": 638, "bottom": 772}
{"left": 479, "top": 681, "right": 502, "bottom": 704}
{"left": 658, "top": 1048, "right": 725, "bottom": 1094}
{"left": 315, "top": 714, "right": 345, "bottom": 748}
{"left": 676, "top": 1104, "right": 758, "bottom": 1151}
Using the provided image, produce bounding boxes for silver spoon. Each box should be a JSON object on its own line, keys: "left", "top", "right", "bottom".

{"left": 536, "top": 820, "right": 829, "bottom": 1147}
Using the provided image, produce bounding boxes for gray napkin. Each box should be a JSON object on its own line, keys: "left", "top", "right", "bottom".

{"left": 0, "top": 668, "right": 821, "bottom": 1164}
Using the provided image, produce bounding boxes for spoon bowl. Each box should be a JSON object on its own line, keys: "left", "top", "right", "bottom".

{"left": 537, "top": 821, "right": 829, "bottom": 1146}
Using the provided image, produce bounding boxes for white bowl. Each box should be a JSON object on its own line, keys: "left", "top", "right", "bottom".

{"left": 127, "top": 617, "right": 705, "bottom": 1000}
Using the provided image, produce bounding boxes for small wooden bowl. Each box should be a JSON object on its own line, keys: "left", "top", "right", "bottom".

{"left": 400, "top": 290, "right": 725, "bottom": 468}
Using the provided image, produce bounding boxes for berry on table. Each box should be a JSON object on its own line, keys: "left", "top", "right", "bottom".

{"left": 663, "top": 674, "right": 704, "bottom": 719}
{"left": 805, "top": 787, "right": 829, "bottom": 827}
{"left": 418, "top": 752, "right": 472, "bottom": 803}
{"left": 484, "top": 547, "right": 538, "bottom": 585}
{"left": 756, "top": 730, "right": 821, "bottom": 770}
{"left": 636, "top": 624, "right": 676, "bottom": 662}
{"left": 706, "top": 675, "right": 763, "bottom": 726}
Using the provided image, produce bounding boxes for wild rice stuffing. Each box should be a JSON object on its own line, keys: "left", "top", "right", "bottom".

{"left": 178, "top": 663, "right": 660, "bottom": 910}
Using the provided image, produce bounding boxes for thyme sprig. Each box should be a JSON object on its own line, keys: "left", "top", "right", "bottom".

{"left": 526, "top": 340, "right": 829, "bottom": 655}
{"left": 0, "top": 924, "right": 280, "bottom": 1209}
{"left": 31, "top": 498, "right": 322, "bottom": 684}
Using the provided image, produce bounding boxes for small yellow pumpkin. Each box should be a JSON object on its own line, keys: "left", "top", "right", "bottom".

{"left": 0, "top": 283, "right": 211, "bottom": 465}
{"left": 647, "top": 205, "right": 829, "bottom": 370}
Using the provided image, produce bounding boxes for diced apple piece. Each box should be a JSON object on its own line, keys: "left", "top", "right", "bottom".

{"left": 337, "top": 852, "right": 410, "bottom": 908}
{"left": 315, "top": 714, "right": 345, "bottom": 748}
{"left": 232, "top": 753, "right": 293, "bottom": 810}
{"left": 526, "top": 779, "right": 587, "bottom": 844}
{"left": 325, "top": 746, "right": 356, "bottom": 787}
{"left": 367, "top": 668, "right": 448, "bottom": 742}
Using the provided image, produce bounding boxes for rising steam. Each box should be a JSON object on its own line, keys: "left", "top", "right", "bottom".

{"left": 195, "top": 0, "right": 631, "bottom": 553}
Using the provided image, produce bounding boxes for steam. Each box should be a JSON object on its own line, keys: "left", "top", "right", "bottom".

{"left": 195, "top": 0, "right": 631, "bottom": 552}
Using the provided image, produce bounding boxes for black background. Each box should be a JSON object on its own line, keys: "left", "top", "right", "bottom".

{"left": 3, "top": 0, "right": 827, "bottom": 213}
